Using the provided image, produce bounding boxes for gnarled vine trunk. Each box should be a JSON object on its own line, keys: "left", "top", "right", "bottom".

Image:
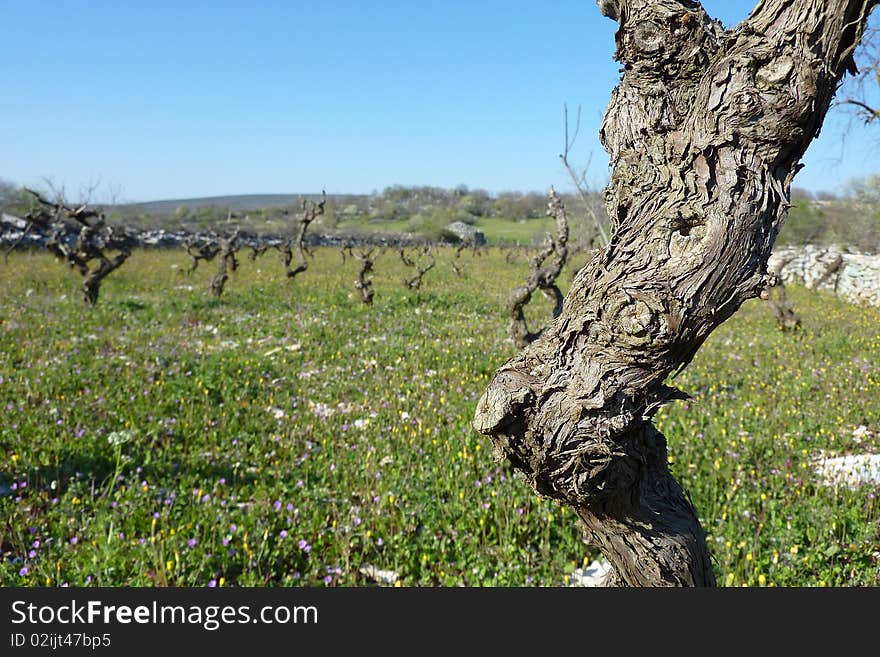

{"left": 282, "top": 192, "right": 325, "bottom": 281}
{"left": 354, "top": 248, "right": 376, "bottom": 305}
{"left": 507, "top": 187, "right": 570, "bottom": 348}
{"left": 22, "top": 189, "right": 132, "bottom": 306}
{"left": 474, "top": 0, "right": 877, "bottom": 586}
{"left": 210, "top": 230, "right": 240, "bottom": 298}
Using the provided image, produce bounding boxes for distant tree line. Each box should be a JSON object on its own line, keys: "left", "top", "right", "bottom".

{"left": 780, "top": 178, "right": 880, "bottom": 252}
{"left": 3, "top": 177, "right": 880, "bottom": 252}
{"left": 0, "top": 180, "right": 601, "bottom": 242}
{"left": 311, "top": 184, "right": 608, "bottom": 246}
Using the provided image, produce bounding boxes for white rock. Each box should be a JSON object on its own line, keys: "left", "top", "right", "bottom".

{"left": 569, "top": 559, "right": 613, "bottom": 587}
{"left": 359, "top": 564, "right": 400, "bottom": 585}
{"left": 768, "top": 246, "right": 880, "bottom": 307}
{"left": 813, "top": 452, "right": 880, "bottom": 489}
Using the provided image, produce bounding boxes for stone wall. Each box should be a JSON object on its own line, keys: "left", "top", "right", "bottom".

{"left": 768, "top": 245, "right": 880, "bottom": 307}
{"left": 0, "top": 214, "right": 462, "bottom": 251}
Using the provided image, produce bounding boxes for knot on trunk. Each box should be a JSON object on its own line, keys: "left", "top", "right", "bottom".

{"left": 632, "top": 21, "right": 664, "bottom": 53}
{"left": 473, "top": 369, "right": 536, "bottom": 437}
{"left": 529, "top": 416, "right": 646, "bottom": 507}
{"left": 474, "top": 367, "right": 649, "bottom": 507}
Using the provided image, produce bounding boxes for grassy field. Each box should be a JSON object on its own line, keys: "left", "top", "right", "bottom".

{"left": 1, "top": 246, "right": 878, "bottom": 587}
{"left": 335, "top": 215, "right": 558, "bottom": 245}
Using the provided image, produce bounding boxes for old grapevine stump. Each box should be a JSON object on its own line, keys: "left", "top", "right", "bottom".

{"left": 474, "top": 0, "right": 877, "bottom": 586}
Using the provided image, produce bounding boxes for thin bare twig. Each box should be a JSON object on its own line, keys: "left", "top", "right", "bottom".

{"left": 560, "top": 103, "right": 609, "bottom": 247}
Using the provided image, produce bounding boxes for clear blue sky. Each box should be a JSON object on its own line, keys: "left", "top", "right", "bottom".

{"left": 2, "top": 1, "right": 878, "bottom": 203}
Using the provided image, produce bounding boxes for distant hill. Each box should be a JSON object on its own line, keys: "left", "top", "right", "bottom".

{"left": 118, "top": 193, "right": 367, "bottom": 215}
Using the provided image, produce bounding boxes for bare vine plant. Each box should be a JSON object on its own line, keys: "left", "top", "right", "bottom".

{"left": 475, "top": 0, "right": 878, "bottom": 586}
{"left": 21, "top": 188, "right": 132, "bottom": 305}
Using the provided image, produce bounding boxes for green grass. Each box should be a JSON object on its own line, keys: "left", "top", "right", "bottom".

{"left": 1, "top": 247, "right": 878, "bottom": 587}
{"left": 469, "top": 216, "right": 557, "bottom": 245}
{"left": 335, "top": 217, "right": 413, "bottom": 235}
{"left": 335, "top": 215, "right": 557, "bottom": 245}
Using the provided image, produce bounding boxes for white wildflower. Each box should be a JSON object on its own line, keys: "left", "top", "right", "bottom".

{"left": 266, "top": 407, "right": 285, "bottom": 420}
{"left": 359, "top": 564, "right": 399, "bottom": 585}
{"left": 107, "top": 430, "right": 135, "bottom": 446}
{"left": 852, "top": 425, "right": 870, "bottom": 442}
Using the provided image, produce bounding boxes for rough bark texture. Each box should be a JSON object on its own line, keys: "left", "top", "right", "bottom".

{"left": 507, "top": 188, "right": 570, "bottom": 349}
{"left": 22, "top": 190, "right": 131, "bottom": 306}
{"left": 474, "top": 0, "right": 877, "bottom": 586}
{"left": 210, "top": 230, "right": 240, "bottom": 298}
{"left": 281, "top": 192, "right": 325, "bottom": 280}
{"left": 185, "top": 234, "right": 221, "bottom": 273}
{"left": 401, "top": 247, "right": 436, "bottom": 290}
{"left": 82, "top": 246, "right": 131, "bottom": 306}
{"left": 354, "top": 249, "right": 375, "bottom": 305}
